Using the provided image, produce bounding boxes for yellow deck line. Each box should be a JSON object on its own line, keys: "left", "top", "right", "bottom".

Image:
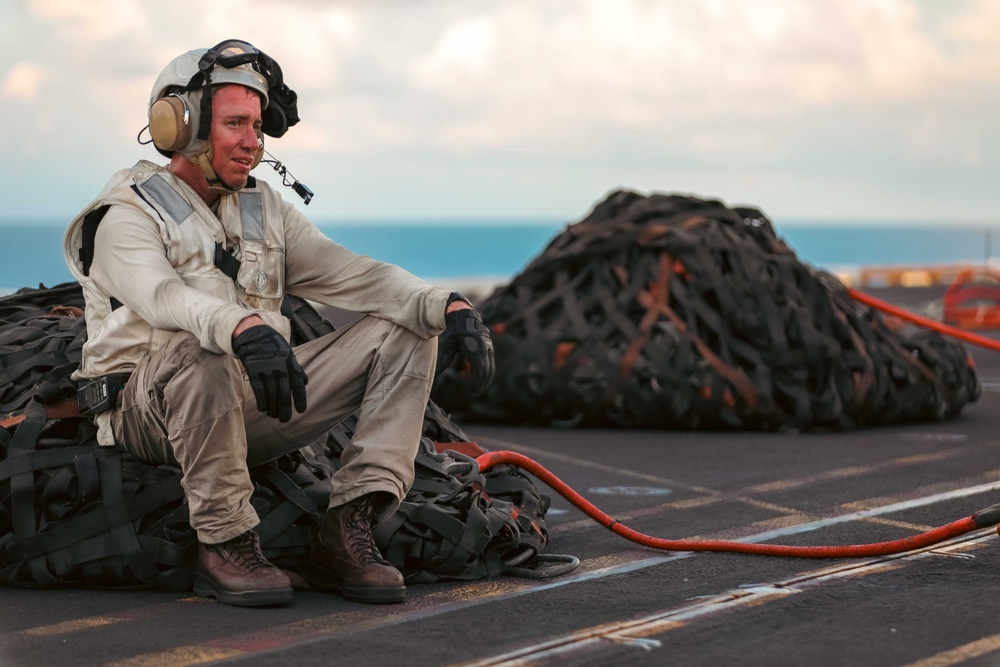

{"left": 901, "top": 632, "right": 1000, "bottom": 667}
{"left": 105, "top": 646, "right": 246, "bottom": 667}
{"left": 16, "top": 598, "right": 212, "bottom": 639}
{"left": 20, "top": 616, "right": 121, "bottom": 637}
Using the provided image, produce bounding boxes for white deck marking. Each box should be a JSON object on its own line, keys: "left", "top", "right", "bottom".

{"left": 452, "top": 533, "right": 996, "bottom": 667}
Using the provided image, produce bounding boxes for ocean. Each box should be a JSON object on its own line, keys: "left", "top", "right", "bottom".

{"left": 1, "top": 220, "right": 996, "bottom": 295}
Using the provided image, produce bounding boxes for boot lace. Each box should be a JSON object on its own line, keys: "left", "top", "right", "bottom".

{"left": 222, "top": 531, "right": 273, "bottom": 572}
{"left": 345, "top": 496, "right": 388, "bottom": 565}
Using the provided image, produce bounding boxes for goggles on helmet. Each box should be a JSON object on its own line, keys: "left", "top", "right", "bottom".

{"left": 185, "top": 39, "right": 299, "bottom": 142}
{"left": 198, "top": 40, "right": 261, "bottom": 73}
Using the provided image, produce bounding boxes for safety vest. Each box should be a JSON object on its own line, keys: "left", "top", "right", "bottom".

{"left": 64, "top": 161, "right": 291, "bottom": 444}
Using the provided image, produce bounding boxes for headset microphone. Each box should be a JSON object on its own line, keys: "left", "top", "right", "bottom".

{"left": 292, "top": 180, "right": 314, "bottom": 205}
{"left": 261, "top": 151, "right": 313, "bottom": 204}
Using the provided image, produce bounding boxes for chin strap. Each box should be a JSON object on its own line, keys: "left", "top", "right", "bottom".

{"left": 197, "top": 153, "right": 244, "bottom": 195}
{"left": 192, "top": 145, "right": 245, "bottom": 195}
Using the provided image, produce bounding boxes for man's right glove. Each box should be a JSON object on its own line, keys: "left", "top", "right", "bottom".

{"left": 233, "top": 325, "right": 308, "bottom": 423}
{"left": 436, "top": 307, "right": 495, "bottom": 398}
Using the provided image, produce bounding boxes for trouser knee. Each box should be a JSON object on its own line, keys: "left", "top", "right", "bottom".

{"left": 383, "top": 322, "right": 437, "bottom": 378}
{"left": 159, "top": 333, "right": 244, "bottom": 417}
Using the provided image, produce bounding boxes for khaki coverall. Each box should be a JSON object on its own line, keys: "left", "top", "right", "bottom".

{"left": 65, "top": 161, "right": 451, "bottom": 544}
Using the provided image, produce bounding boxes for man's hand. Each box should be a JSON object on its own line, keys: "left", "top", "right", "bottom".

{"left": 233, "top": 324, "right": 308, "bottom": 422}
{"left": 437, "top": 301, "right": 495, "bottom": 399}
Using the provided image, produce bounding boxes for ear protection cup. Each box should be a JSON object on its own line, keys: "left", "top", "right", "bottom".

{"left": 252, "top": 129, "right": 264, "bottom": 169}
{"left": 149, "top": 95, "right": 193, "bottom": 152}
{"left": 261, "top": 104, "right": 288, "bottom": 139}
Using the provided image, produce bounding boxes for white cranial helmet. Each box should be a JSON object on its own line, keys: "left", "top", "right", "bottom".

{"left": 148, "top": 42, "right": 270, "bottom": 160}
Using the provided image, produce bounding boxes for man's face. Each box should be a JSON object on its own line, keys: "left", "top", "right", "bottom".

{"left": 209, "top": 85, "right": 263, "bottom": 189}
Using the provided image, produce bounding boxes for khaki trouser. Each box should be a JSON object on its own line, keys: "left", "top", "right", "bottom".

{"left": 112, "top": 316, "right": 437, "bottom": 544}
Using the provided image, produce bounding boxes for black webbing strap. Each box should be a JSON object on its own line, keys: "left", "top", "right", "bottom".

{"left": 254, "top": 466, "right": 325, "bottom": 545}
{"left": 76, "top": 204, "right": 124, "bottom": 311}
{"left": 0, "top": 327, "right": 75, "bottom": 363}
{"left": 78, "top": 205, "right": 111, "bottom": 278}
{"left": 0, "top": 445, "right": 96, "bottom": 484}
{"left": 411, "top": 497, "right": 504, "bottom": 580}
{"left": 31, "top": 363, "right": 80, "bottom": 408}
{"left": 0, "top": 463, "right": 183, "bottom": 564}
{"left": 407, "top": 453, "right": 466, "bottom": 497}
{"left": 376, "top": 480, "right": 508, "bottom": 583}
{"left": 0, "top": 350, "right": 71, "bottom": 391}
{"left": 0, "top": 325, "right": 51, "bottom": 347}
{"left": 39, "top": 455, "right": 98, "bottom": 521}
{"left": 0, "top": 283, "right": 85, "bottom": 317}
{"left": 214, "top": 242, "right": 241, "bottom": 281}
{"left": 45, "top": 532, "right": 189, "bottom": 579}
{"left": 96, "top": 447, "right": 158, "bottom": 582}
{"left": 7, "top": 403, "right": 54, "bottom": 583}
{"left": 483, "top": 469, "right": 548, "bottom": 518}
{"left": 408, "top": 476, "right": 464, "bottom": 497}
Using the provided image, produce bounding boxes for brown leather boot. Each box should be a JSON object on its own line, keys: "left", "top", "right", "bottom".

{"left": 193, "top": 530, "right": 293, "bottom": 607}
{"left": 307, "top": 493, "right": 406, "bottom": 603}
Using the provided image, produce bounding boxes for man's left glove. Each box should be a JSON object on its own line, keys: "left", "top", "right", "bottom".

{"left": 437, "top": 307, "right": 495, "bottom": 398}
{"left": 233, "top": 325, "right": 309, "bottom": 423}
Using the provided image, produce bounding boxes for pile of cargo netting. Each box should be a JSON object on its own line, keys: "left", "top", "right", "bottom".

{"left": 433, "top": 190, "right": 980, "bottom": 430}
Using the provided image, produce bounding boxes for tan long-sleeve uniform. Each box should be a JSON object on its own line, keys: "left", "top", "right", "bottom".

{"left": 64, "top": 161, "right": 450, "bottom": 543}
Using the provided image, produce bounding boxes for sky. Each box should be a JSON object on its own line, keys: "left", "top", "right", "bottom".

{"left": 2, "top": 0, "right": 999, "bottom": 225}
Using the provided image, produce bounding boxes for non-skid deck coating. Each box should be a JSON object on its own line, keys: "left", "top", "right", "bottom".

{"left": 4, "top": 286, "right": 1000, "bottom": 667}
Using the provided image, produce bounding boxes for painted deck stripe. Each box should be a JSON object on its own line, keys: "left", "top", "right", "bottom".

{"left": 551, "top": 468, "right": 1000, "bottom": 545}
{"left": 124, "top": 481, "right": 1000, "bottom": 667}
{"left": 738, "top": 479, "right": 1000, "bottom": 544}
{"left": 534, "top": 442, "right": 987, "bottom": 536}
{"left": 15, "top": 598, "right": 212, "bottom": 639}
{"left": 450, "top": 533, "right": 996, "bottom": 667}
{"left": 20, "top": 616, "right": 120, "bottom": 637}
{"left": 106, "top": 646, "right": 245, "bottom": 667}
{"left": 901, "top": 631, "right": 1000, "bottom": 667}
{"left": 475, "top": 436, "right": 989, "bottom": 507}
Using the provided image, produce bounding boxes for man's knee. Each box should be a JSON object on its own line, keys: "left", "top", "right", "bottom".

{"left": 158, "top": 333, "right": 243, "bottom": 410}
{"left": 347, "top": 316, "right": 436, "bottom": 372}
{"left": 383, "top": 321, "right": 437, "bottom": 377}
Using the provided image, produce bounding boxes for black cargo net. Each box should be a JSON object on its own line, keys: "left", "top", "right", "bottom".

{"left": 433, "top": 191, "right": 980, "bottom": 430}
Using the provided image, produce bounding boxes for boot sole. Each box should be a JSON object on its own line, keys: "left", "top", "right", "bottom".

{"left": 193, "top": 572, "right": 294, "bottom": 607}
{"left": 306, "top": 563, "right": 406, "bottom": 604}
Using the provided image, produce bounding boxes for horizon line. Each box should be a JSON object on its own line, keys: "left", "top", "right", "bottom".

{"left": 1, "top": 216, "right": 999, "bottom": 228}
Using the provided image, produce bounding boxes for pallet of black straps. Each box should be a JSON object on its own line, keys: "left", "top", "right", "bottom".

{"left": 432, "top": 190, "right": 981, "bottom": 430}
{"left": 0, "top": 282, "right": 193, "bottom": 590}
{"left": 0, "top": 282, "right": 566, "bottom": 590}
{"left": 321, "top": 406, "right": 570, "bottom": 583}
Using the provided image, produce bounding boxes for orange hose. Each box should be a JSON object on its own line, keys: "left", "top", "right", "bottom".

{"left": 478, "top": 451, "right": 998, "bottom": 558}
{"left": 848, "top": 288, "right": 1000, "bottom": 353}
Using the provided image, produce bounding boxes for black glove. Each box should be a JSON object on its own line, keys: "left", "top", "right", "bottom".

{"left": 437, "top": 307, "right": 495, "bottom": 398}
{"left": 233, "top": 325, "right": 308, "bottom": 422}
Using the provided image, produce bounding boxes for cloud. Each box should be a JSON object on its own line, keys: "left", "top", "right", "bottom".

{"left": 3, "top": 0, "right": 1000, "bottom": 222}
{"left": 947, "top": 0, "right": 1000, "bottom": 81}
{"left": 28, "top": 0, "right": 148, "bottom": 41}
{"left": 20, "top": 0, "right": 978, "bottom": 159}
{"left": 1, "top": 62, "right": 45, "bottom": 102}
{"left": 396, "top": 0, "right": 961, "bottom": 155}
{"left": 411, "top": 16, "right": 498, "bottom": 86}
